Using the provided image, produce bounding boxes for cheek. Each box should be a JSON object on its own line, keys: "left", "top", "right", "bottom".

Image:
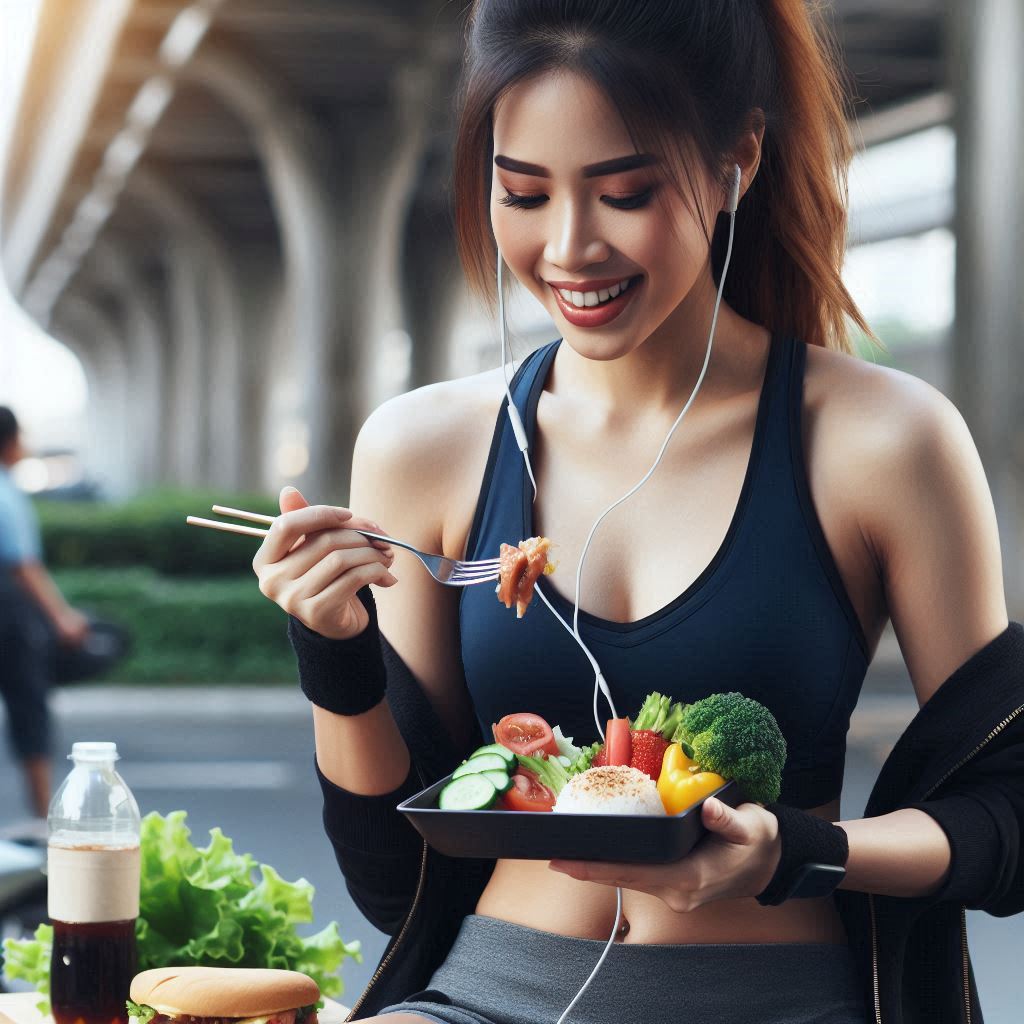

{"left": 492, "top": 204, "right": 542, "bottom": 276}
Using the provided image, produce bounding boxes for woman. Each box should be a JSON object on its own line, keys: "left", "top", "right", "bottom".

{"left": 253, "top": 1, "right": 1022, "bottom": 1021}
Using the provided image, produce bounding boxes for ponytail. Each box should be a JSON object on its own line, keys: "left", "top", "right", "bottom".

{"left": 716, "top": 0, "right": 874, "bottom": 352}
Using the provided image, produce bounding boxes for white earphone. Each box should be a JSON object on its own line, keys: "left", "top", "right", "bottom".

{"left": 495, "top": 162, "right": 743, "bottom": 1024}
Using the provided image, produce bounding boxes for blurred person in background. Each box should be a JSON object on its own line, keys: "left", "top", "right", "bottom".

{"left": 0, "top": 405, "right": 89, "bottom": 819}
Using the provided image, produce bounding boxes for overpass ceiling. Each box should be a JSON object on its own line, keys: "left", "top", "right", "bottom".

{"left": 8, "top": 0, "right": 947, "bottom": 297}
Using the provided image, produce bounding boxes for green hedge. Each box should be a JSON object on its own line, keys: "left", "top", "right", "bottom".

{"left": 54, "top": 568, "right": 295, "bottom": 684}
{"left": 38, "top": 489, "right": 280, "bottom": 576}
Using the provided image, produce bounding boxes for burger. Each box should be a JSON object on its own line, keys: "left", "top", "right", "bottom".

{"left": 127, "top": 967, "right": 320, "bottom": 1024}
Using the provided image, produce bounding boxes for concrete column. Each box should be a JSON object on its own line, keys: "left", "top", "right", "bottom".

{"left": 188, "top": 45, "right": 439, "bottom": 501}
{"left": 128, "top": 171, "right": 247, "bottom": 491}
{"left": 402, "top": 196, "right": 463, "bottom": 390}
{"left": 86, "top": 241, "right": 167, "bottom": 488}
{"left": 165, "top": 235, "right": 211, "bottom": 487}
{"left": 948, "top": 0, "right": 1024, "bottom": 615}
{"left": 50, "top": 294, "right": 133, "bottom": 499}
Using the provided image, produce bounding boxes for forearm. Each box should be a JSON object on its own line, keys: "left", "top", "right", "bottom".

{"left": 13, "top": 560, "right": 72, "bottom": 626}
{"left": 838, "top": 808, "right": 952, "bottom": 898}
{"left": 313, "top": 699, "right": 412, "bottom": 795}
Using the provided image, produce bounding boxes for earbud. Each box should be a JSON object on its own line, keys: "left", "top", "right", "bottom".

{"left": 726, "top": 163, "right": 742, "bottom": 214}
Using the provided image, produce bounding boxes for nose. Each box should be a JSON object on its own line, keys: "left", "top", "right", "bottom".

{"left": 543, "top": 200, "right": 610, "bottom": 272}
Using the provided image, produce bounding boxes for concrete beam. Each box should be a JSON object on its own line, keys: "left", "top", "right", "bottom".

{"left": 3, "top": 0, "right": 134, "bottom": 293}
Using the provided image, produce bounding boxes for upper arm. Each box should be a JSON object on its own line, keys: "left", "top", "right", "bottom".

{"left": 860, "top": 373, "right": 1008, "bottom": 705}
{"left": 348, "top": 383, "right": 488, "bottom": 755}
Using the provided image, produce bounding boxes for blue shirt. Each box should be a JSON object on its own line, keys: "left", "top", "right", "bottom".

{"left": 0, "top": 465, "right": 42, "bottom": 566}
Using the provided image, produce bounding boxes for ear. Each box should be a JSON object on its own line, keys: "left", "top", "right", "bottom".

{"left": 731, "top": 108, "right": 766, "bottom": 201}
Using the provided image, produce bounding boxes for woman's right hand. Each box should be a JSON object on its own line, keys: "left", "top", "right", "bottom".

{"left": 252, "top": 485, "right": 397, "bottom": 640}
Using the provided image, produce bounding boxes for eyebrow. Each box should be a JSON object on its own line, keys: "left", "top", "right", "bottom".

{"left": 494, "top": 153, "right": 659, "bottom": 178}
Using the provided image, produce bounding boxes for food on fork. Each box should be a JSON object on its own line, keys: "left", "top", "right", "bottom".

{"left": 128, "top": 966, "right": 320, "bottom": 1024}
{"left": 496, "top": 536, "right": 555, "bottom": 617}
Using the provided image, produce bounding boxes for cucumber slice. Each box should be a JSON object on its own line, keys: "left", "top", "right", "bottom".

{"left": 453, "top": 753, "right": 512, "bottom": 778}
{"left": 438, "top": 774, "right": 498, "bottom": 811}
{"left": 479, "top": 769, "right": 513, "bottom": 795}
{"left": 467, "top": 743, "right": 517, "bottom": 770}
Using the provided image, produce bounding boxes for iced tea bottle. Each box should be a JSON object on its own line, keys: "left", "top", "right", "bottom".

{"left": 48, "top": 742, "right": 141, "bottom": 1024}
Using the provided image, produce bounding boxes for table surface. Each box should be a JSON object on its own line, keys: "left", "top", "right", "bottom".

{"left": 0, "top": 994, "right": 350, "bottom": 1024}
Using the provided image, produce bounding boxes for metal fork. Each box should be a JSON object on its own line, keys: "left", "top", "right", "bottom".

{"left": 186, "top": 505, "right": 502, "bottom": 587}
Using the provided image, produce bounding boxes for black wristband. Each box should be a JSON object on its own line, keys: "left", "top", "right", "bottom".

{"left": 755, "top": 802, "right": 849, "bottom": 906}
{"left": 286, "top": 586, "right": 387, "bottom": 716}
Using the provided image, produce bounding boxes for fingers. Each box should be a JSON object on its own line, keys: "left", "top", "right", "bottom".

{"left": 288, "top": 542, "right": 397, "bottom": 602}
{"left": 254, "top": 504, "right": 353, "bottom": 568}
{"left": 292, "top": 560, "right": 398, "bottom": 637}
{"left": 279, "top": 485, "right": 310, "bottom": 514}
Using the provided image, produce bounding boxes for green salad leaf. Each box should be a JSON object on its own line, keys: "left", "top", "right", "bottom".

{"left": 126, "top": 1000, "right": 157, "bottom": 1024}
{"left": 2, "top": 812, "right": 361, "bottom": 1004}
{"left": 2, "top": 922, "right": 52, "bottom": 1015}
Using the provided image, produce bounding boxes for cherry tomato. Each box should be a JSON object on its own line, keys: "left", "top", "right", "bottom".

{"left": 492, "top": 713, "right": 560, "bottom": 757}
{"left": 499, "top": 770, "right": 555, "bottom": 812}
{"left": 604, "top": 717, "right": 632, "bottom": 766}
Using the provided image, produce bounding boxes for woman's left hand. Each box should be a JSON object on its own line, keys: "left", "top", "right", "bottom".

{"left": 548, "top": 798, "right": 782, "bottom": 912}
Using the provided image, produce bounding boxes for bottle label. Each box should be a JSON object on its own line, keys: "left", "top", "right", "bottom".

{"left": 47, "top": 845, "right": 141, "bottom": 923}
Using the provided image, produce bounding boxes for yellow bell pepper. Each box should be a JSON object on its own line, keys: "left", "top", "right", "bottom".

{"left": 657, "top": 742, "right": 727, "bottom": 815}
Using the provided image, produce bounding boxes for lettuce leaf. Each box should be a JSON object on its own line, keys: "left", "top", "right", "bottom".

{"left": 2, "top": 812, "right": 361, "bottom": 1003}
{"left": 1, "top": 922, "right": 52, "bottom": 1015}
{"left": 126, "top": 1000, "right": 157, "bottom": 1024}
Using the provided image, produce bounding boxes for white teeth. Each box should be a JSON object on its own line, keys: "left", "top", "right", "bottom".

{"left": 557, "top": 276, "right": 635, "bottom": 309}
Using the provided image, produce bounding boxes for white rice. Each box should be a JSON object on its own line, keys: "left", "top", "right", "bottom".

{"left": 553, "top": 765, "right": 665, "bottom": 816}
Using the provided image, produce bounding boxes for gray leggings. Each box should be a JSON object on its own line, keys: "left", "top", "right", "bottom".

{"left": 380, "top": 914, "right": 867, "bottom": 1024}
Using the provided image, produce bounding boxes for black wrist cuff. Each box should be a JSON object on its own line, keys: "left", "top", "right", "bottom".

{"left": 755, "top": 803, "right": 849, "bottom": 906}
{"left": 286, "top": 587, "right": 387, "bottom": 716}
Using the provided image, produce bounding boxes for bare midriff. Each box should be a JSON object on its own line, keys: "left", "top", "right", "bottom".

{"left": 474, "top": 799, "right": 848, "bottom": 945}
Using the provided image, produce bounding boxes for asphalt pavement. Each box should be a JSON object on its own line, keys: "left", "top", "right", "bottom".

{"left": 1, "top": 653, "right": 1022, "bottom": 1020}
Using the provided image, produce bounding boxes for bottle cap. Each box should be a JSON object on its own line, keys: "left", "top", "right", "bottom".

{"left": 69, "top": 741, "right": 120, "bottom": 763}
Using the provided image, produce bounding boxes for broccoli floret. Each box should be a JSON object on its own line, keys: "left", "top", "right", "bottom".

{"left": 567, "top": 741, "right": 602, "bottom": 776}
{"left": 670, "top": 692, "right": 786, "bottom": 804}
{"left": 632, "top": 692, "right": 687, "bottom": 739}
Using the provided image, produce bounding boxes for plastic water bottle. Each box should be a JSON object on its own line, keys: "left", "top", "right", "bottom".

{"left": 48, "top": 742, "right": 141, "bottom": 1024}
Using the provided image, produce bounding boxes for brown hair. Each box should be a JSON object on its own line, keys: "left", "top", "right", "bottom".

{"left": 452, "top": 0, "right": 874, "bottom": 352}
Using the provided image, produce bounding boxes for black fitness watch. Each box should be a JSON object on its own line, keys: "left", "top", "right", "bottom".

{"left": 765, "top": 861, "right": 847, "bottom": 902}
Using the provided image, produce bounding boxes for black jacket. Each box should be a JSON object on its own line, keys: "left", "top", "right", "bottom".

{"left": 312, "top": 624, "right": 1024, "bottom": 1022}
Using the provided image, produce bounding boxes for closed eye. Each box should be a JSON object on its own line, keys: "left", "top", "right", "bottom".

{"left": 498, "top": 188, "right": 655, "bottom": 211}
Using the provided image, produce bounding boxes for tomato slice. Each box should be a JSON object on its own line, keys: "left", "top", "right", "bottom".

{"left": 492, "top": 713, "right": 560, "bottom": 757}
{"left": 604, "top": 718, "right": 632, "bottom": 767}
{"left": 499, "top": 769, "right": 555, "bottom": 812}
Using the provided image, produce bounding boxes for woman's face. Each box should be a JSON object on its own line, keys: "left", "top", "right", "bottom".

{"left": 491, "top": 71, "right": 721, "bottom": 362}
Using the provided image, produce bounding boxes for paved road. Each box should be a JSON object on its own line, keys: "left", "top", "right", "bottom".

{"left": 1, "top": 665, "right": 1021, "bottom": 1019}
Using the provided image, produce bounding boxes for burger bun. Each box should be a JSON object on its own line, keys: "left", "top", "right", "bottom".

{"left": 130, "top": 966, "right": 320, "bottom": 1018}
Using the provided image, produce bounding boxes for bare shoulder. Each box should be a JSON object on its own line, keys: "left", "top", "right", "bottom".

{"left": 802, "top": 343, "right": 979, "bottom": 517}
{"left": 804, "top": 342, "right": 1007, "bottom": 700}
{"left": 351, "top": 367, "right": 509, "bottom": 550}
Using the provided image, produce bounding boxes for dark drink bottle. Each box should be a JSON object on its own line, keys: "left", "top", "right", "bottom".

{"left": 48, "top": 742, "right": 141, "bottom": 1024}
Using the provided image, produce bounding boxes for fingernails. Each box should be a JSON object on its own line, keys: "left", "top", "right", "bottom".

{"left": 281, "top": 485, "right": 297, "bottom": 495}
{"left": 385, "top": 572, "right": 398, "bottom": 585}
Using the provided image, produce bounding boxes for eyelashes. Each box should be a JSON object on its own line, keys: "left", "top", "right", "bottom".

{"left": 498, "top": 187, "right": 655, "bottom": 211}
